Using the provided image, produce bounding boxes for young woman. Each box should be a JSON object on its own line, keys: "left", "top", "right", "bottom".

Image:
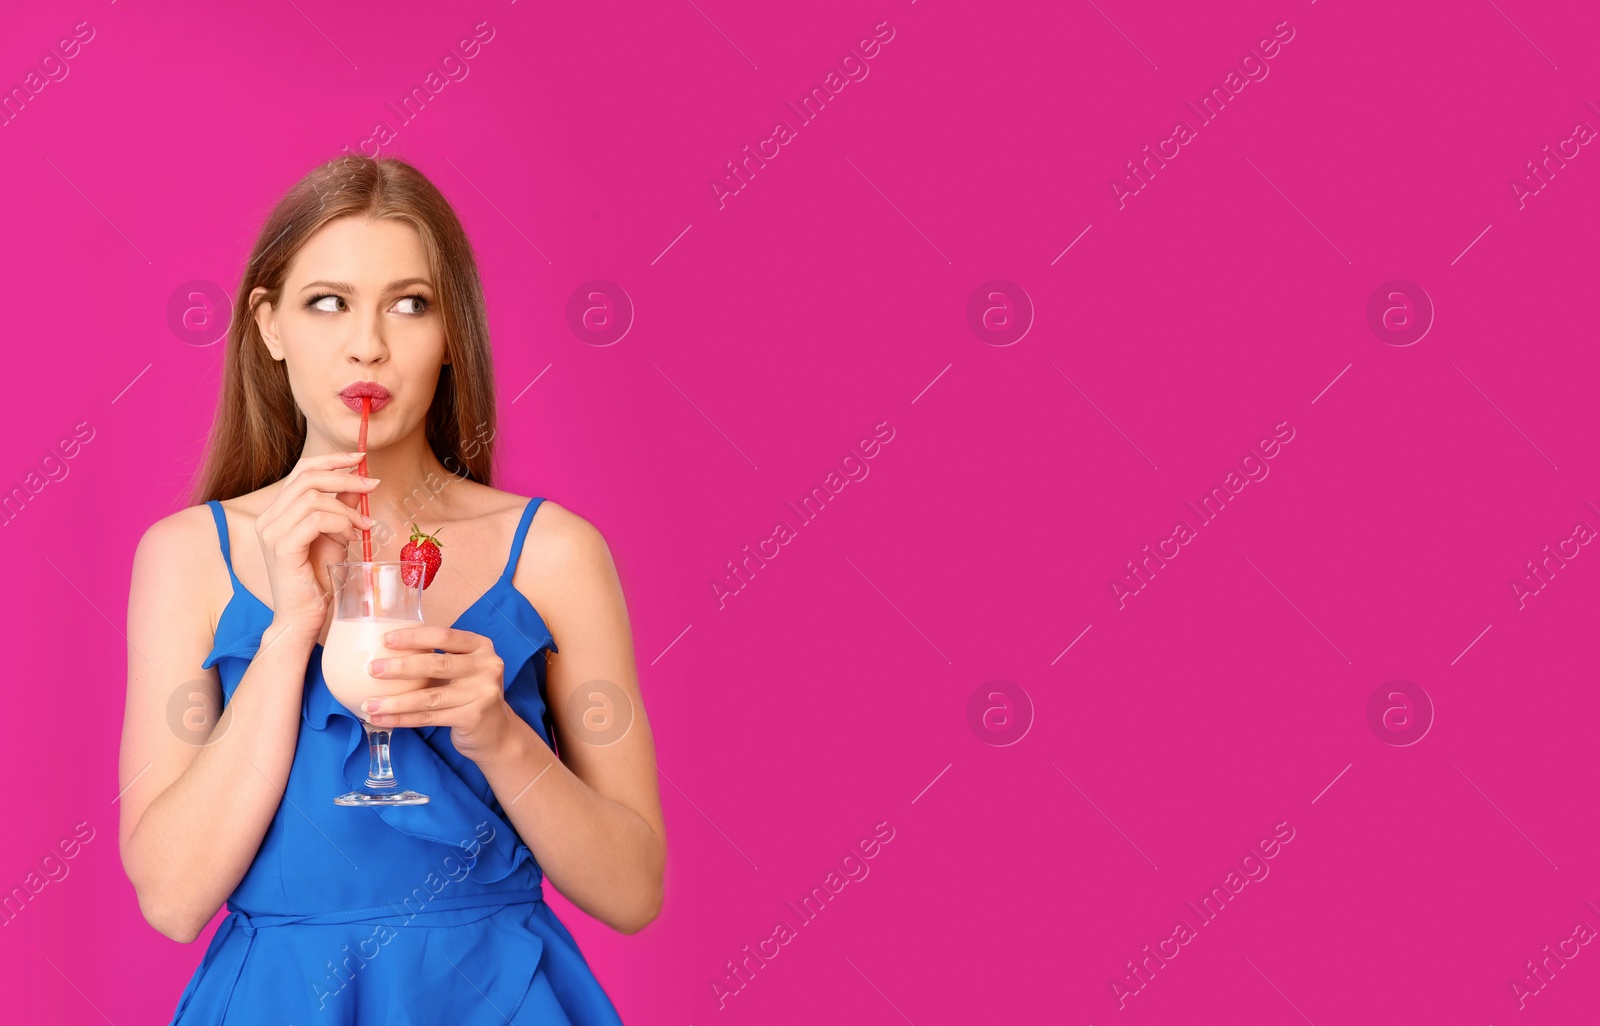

{"left": 118, "top": 155, "right": 664, "bottom": 1023}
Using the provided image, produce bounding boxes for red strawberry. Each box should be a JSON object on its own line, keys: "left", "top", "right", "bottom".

{"left": 400, "top": 523, "right": 444, "bottom": 589}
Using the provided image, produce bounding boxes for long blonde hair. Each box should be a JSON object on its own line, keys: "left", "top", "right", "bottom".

{"left": 190, "top": 155, "right": 497, "bottom": 505}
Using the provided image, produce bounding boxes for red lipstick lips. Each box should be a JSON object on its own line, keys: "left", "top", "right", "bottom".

{"left": 339, "top": 381, "right": 391, "bottom": 413}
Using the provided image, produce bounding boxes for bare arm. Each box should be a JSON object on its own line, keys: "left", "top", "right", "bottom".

{"left": 118, "top": 455, "right": 376, "bottom": 942}
{"left": 118, "top": 513, "right": 317, "bottom": 942}
{"left": 478, "top": 508, "right": 665, "bottom": 932}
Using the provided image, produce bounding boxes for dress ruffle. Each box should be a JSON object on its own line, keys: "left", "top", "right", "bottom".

{"left": 200, "top": 594, "right": 265, "bottom": 674}
{"left": 206, "top": 579, "right": 560, "bottom": 888}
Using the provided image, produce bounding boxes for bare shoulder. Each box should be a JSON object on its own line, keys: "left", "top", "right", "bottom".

{"left": 512, "top": 499, "right": 630, "bottom": 653}
{"left": 508, "top": 498, "right": 618, "bottom": 615}
{"left": 134, "top": 503, "right": 223, "bottom": 576}
{"left": 130, "top": 502, "right": 230, "bottom": 630}
{"left": 525, "top": 498, "right": 612, "bottom": 570}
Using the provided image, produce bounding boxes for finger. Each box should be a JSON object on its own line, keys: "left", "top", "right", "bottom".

{"left": 292, "top": 451, "right": 367, "bottom": 477}
{"left": 288, "top": 510, "right": 370, "bottom": 551}
{"left": 286, "top": 470, "right": 381, "bottom": 503}
{"left": 379, "top": 625, "right": 481, "bottom": 653}
{"left": 273, "top": 453, "right": 366, "bottom": 503}
{"left": 364, "top": 682, "right": 473, "bottom": 720}
{"left": 369, "top": 648, "right": 466, "bottom": 681}
{"left": 280, "top": 486, "right": 325, "bottom": 526}
{"left": 266, "top": 493, "right": 372, "bottom": 546}
{"left": 262, "top": 468, "right": 378, "bottom": 526}
{"left": 294, "top": 483, "right": 368, "bottom": 525}
{"left": 366, "top": 709, "right": 456, "bottom": 729}
{"left": 292, "top": 490, "right": 375, "bottom": 528}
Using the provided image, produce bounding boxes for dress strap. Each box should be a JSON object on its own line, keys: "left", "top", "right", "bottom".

{"left": 501, "top": 497, "right": 544, "bottom": 582}
{"left": 205, "top": 499, "right": 241, "bottom": 588}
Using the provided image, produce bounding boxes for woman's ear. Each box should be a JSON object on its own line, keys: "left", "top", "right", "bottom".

{"left": 251, "top": 287, "right": 285, "bottom": 360}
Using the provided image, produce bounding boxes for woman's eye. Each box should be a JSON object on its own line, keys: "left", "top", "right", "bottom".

{"left": 396, "top": 295, "right": 430, "bottom": 315}
{"left": 309, "top": 293, "right": 344, "bottom": 312}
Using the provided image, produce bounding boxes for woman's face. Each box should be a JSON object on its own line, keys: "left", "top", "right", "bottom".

{"left": 254, "top": 215, "right": 447, "bottom": 453}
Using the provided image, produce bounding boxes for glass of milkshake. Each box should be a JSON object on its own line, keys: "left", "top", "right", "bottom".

{"left": 323, "top": 560, "right": 432, "bottom": 806}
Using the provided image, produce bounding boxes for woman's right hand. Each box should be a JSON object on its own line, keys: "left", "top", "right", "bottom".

{"left": 256, "top": 451, "right": 380, "bottom": 638}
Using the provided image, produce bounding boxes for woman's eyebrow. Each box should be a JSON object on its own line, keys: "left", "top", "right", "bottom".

{"left": 299, "top": 277, "right": 435, "bottom": 293}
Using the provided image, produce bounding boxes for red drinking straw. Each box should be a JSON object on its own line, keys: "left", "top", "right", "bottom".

{"left": 357, "top": 397, "right": 373, "bottom": 562}
{"left": 357, "top": 397, "right": 373, "bottom": 617}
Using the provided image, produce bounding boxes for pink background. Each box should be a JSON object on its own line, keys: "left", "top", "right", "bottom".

{"left": 4, "top": 0, "right": 1599, "bottom": 1022}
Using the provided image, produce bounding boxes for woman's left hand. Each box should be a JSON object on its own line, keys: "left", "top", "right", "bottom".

{"left": 363, "top": 625, "right": 518, "bottom": 761}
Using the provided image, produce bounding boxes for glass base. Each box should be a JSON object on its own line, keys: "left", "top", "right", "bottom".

{"left": 336, "top": 723, "right": 427, "bottom": 806}
{"left": 334, "top": 789, "right": 430, "bottom": 806}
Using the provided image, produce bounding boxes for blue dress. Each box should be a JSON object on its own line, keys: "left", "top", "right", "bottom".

{"left": 167, "top": 497, "right": 626, "bottom": 1024}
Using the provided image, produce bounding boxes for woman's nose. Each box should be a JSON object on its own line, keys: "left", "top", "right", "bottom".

{"left": 344, "top": 318, "right": 388, "bottom": 362}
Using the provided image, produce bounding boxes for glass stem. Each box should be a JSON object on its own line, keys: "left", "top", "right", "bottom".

{"left": 363, "top": 723, "right": 398, "bottom": 790}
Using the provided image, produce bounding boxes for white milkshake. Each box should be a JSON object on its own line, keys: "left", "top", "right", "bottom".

{"left": 321, "top": 617, "right": 429, "bottom": 721}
